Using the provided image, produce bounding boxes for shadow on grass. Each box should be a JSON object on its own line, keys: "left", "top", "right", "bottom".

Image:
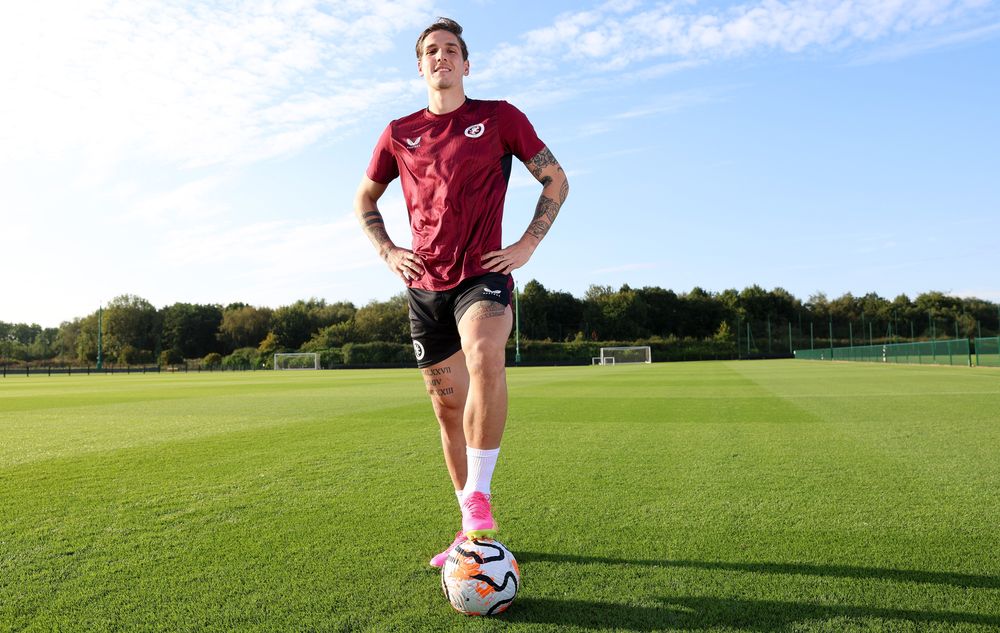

{"left": 504, "top": 596, "right": 1000, "bottom": 631}
{"left": 516, "top": 551, "right": 1000, "bottom": 589}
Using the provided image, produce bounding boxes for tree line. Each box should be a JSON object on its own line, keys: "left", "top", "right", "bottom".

{"left": 3, "top": 283, "right": 999, "bottom": 367}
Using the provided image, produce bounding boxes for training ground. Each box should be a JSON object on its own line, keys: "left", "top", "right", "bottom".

{"left": 2, "top": 361, "right": 998, "bottom": 632}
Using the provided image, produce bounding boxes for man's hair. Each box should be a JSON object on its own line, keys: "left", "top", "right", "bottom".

{"left": 415, "top": 17, "right": 468, "bottom": 61}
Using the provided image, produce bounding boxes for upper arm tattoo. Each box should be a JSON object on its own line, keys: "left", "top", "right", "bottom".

{"left": 526, "top": 147, "right": 560, "bottom": 183}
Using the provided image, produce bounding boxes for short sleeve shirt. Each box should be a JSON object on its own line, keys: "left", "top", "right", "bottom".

{"left": 366, "top": 99, "right": 545, "bottom": 291}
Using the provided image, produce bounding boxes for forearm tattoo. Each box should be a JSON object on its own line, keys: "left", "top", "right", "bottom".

{"left": 361, "top": 210, "right": 392, "bottom": 259}
{"left": 524, "top": 146, "right": 566, "bottom": 241}
{"left": 526, "top": 195, "right": 559, "bottom": 239}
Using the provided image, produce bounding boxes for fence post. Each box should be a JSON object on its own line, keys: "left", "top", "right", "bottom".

{"left": 828, "top": 318, "right": 833, "bottom": 359}
{"left": 736, "top": 317, "right": 741, "bottom": 359}
{"left": 767, "top": 316, "right": 772, "bottom": 354}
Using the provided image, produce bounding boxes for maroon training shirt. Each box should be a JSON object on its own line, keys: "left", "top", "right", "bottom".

{"left": 366, "top": 98, "right": 545, "bottom": 291}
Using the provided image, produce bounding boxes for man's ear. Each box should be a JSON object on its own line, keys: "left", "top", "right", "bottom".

{"left": 464, "top": 60, "right": 470, "bottom": 76}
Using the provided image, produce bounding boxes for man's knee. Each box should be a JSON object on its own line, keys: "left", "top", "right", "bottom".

{"left": 463, "top": 338, "right": 506, "bottom": 380}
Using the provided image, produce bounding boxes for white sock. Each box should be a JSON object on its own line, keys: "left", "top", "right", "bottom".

{"left": 462, "top": 447, "right": 500, "bottom": 499}
{"left": 455, "top": 490, "right": 464, "bottom": 507}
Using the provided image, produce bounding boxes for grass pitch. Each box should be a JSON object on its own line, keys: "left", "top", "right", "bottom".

{"left": 2, "top": 361, "right": 999, "bottom": 632}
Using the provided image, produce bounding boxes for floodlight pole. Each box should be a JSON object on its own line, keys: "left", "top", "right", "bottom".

{"left": 97, "top": 305, "right": 103, "bottom": 370}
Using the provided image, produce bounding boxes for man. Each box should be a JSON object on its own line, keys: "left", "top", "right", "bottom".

{"left": 353, "top": 17, "right": 568, "bottom": 567}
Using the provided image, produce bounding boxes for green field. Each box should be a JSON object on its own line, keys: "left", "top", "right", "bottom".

{"left": 3, "top": 361, "right": 999, "bottom": 632}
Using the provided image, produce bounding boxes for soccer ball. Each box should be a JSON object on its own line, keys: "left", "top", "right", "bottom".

{"left": 441, "top": 538, "right": 520, "bottom": 616}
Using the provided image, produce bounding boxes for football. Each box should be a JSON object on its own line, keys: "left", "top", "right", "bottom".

{"left": 441, "top": 538, "right": 520, "bottom": 616}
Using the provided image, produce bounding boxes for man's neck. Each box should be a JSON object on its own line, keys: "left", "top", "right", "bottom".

{"left": 427, "top": 87, "right": 467, "bottom": 115}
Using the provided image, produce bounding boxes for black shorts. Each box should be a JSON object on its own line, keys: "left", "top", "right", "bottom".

{"left": 407, "top": 273, "right": 513, "bottom": 368}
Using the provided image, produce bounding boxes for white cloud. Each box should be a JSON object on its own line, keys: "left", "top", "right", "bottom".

{"left": 123, "top": 175, "right": 232, "bottom": 225}
{"left": 0, "top": 1, "right": 432, "bottom": 172}
{"left": 474, "top": 0, "right": 996, "bottom": 85}
{"left": 850, "top": 19, "right": 1000, "bottom": 64}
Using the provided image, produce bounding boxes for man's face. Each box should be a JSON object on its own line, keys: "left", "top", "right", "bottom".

{"left": 418, "top": 30, "right": 468, "bottom": 90}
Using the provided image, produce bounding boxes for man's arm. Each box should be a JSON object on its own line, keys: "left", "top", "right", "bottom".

{"left": 353, "top": 176, "right": 425, "bottom": 282}
{"left": 481, "top": 146, "right": 568, "bottom": 275}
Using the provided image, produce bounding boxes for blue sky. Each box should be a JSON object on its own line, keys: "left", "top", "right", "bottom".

{"left": 2, "top": 0, "right": 998, "bottom": 327}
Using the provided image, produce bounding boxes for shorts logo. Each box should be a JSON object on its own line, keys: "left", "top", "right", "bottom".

{"left": 464, "top": 123, "right": 485, "bottom": 138}
{"left": 405, "top": 136, "right": 421, "bottom": 148}
{"left": 412, "top": 340, "right": 425, "bottom": 361}
{"left": 482, "top": 288, "right": 502, "bottom": 297}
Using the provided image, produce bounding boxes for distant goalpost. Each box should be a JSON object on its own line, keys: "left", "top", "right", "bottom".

{"left": 593, "top": 346, "right": 652, "bottom": 366}
{"left": 274, "top": 352, "right": 320, "bottom": 370}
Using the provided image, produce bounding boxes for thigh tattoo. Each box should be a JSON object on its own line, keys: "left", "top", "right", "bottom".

{"left": 468, "top": 301, "right": 508, "bottom": 322}
{"left": 422, "top": 365, "right": 455, "bottom": 397}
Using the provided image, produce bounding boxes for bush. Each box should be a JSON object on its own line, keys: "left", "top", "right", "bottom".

{"left": 342, "top": 342, "right": 414, "bottom": 366}
{"left": 317, "top": 348, "right": 344, "bottom": 368}
{"left": 120, "top": 345, "right": 154, "bottom": 365}
{"left": 159, "top": 348, "right": 184, "bottom": 366}
{"left": 203, "top": 352, "right": 222, "bottom": 368}
{"left": 223, "top": 347, "right": 260, "bottom": 370}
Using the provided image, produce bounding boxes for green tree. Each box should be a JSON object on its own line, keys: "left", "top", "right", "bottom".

{"left": 55, "top": 319, "right": 83, "bottom": 360}
{"left": 270, "top": 301, "right": 316, "bottom": 349}
{"left": 636, "top": 286, "right": 680, "bottom": 338}
{"left": 161, "top": 302, "right": 223, "bottom": 359}
{"left": 583, "top": 284, "right": 649, "bottom": 340}
{"left": 74, "top": 312, "right": 102, "bottom": 363}
{"left": 352, "top": 295, "right": 409, "bottom": 344}
{"left": 105, "top": 295, "right": 160, "bottom": 359}
{"left": 218, "top": 305, "right": 273, "bottom": 351}
{"left": 312, "top": 301, "right": 357, "bottom": 329}
{"left": 303, "top": 321, "right": 355, "bottom": 350}
{"left": 676, "top": 287, "right": 723, "bottom": 339}
{"left": 519, "top": 280, "right": 551, "bottom": 340}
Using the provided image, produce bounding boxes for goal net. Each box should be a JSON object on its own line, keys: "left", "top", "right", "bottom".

{"left": 599, "top": 346, "right": 651, "bottom": 365}
{"left": 274, "top": 352, "right": 320, "bottom": 370}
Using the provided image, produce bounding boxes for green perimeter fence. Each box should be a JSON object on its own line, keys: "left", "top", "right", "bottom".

{"left": 975, "top": 336, "right": 1000, "bottom": 367}
{"left": 795, "top": 339, "right": 972, "bottom": 366}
